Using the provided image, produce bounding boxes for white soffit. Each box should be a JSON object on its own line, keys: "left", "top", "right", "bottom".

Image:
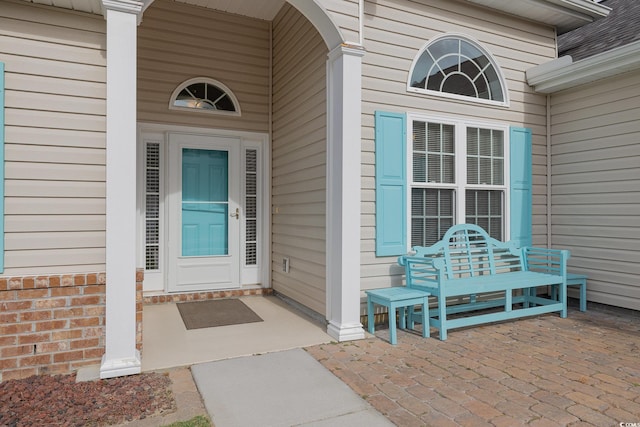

{"left": 21, "top": 0, "right": 286, "bottom": 20}
{"left": 173, "top": 0, "right": 286, "bottom": 21}
{"left": 465, "top": 0, "right": 610, "bottom": 34}
{"left": 22, "top": 0, "right": 104, "bottom": 14}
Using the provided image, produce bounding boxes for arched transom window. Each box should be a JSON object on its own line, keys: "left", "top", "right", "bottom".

{"left": 408, "top": 35, "right": 507, "bottom": 105}
{"left": 169, "top": 78, "right": 241, "bottom": 115}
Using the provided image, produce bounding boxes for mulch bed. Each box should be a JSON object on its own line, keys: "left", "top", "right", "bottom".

{"left": 0, "top": 372, "right": 176, "bottom": 427}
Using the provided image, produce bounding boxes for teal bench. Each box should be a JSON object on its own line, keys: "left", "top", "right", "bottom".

{"left": 398, "top": 224, "right": 570, "bottom": 340}
{"left": 552, "top": 273, "right": 587, "bottom": 312}
{"left": 366, "top": 287, "right": 430, "bottom": 345}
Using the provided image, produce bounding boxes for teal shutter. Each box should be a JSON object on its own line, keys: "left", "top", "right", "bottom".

{"left": 375, "top": 111, "right": 407, "bottom": 256}
{"left": 0, "top": 62, "right": 4, "bottom": 272}
{"left": 509, "top": 126, "right": 532, "bottom": 248}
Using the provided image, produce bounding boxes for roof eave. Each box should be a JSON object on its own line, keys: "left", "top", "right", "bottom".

{"left": 526, "top": 40, "right": 640, "bottom": 93}
{"left": 465, "top": 0, "right": 611, "bottom": 34}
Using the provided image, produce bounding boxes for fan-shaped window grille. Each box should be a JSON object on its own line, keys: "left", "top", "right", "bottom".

{"left": 408, "top": 35, "right": 507, "bottom": 105}
{"left": 169, "top": 78, "right": 241, "bottom": 116}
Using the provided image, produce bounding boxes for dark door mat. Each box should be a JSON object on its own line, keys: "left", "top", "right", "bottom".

{"left": 177, "top": 299, "right": 263, "bottom": 330}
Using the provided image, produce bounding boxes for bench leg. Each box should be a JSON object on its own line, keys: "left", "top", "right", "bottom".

{"left": 367, "top": 297, "right": 375, "bottom": 335}
{"left": 407, "top": 306, "right": 415, "bottom": 330}
{"left": 421, "top": 299, "right": 429, "bottom": 338}
{"left": 399, "top": 307, "right": 407, "bottom": 330}
{"left": 389, "top": 303, "right": 398, "bottom": 345}
{"left": 559, "top": 282, "right": 567, "bottom": 318}
{"left": 438, "top": 294, "right": 447, "bottom": 341}
{"left": 553, "top": 279, "right": 588, "bottom": 312}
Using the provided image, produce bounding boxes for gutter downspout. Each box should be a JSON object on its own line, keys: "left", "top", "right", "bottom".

{"left": 359, "top": 0, "right": 364, "bottom": 46}
{"left": 546, "top": 93, "right": 552, "bottom": 249}
{"left": 546, "top": 28, "right": 557, "bottom": 250}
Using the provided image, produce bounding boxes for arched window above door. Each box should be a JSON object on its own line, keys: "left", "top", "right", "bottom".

{"left": 408, "top": 35, "right": 508, "bottom": 106}
{"left": 169, "top": 78, "right": 241, "bottom": 116}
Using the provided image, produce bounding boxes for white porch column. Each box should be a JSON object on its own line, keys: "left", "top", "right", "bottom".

{"left": 326, "top": 44, "right": 366, "bottom": 342}
{"left": 100, "top": 0, "right": 143, "bottom": 379}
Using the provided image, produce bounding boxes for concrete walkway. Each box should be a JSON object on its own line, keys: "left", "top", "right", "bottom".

{"left": 191, "top": 348, "right": 393, "bottom": 426}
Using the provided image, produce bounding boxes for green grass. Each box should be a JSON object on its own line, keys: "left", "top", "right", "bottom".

{"left": 162, "top": 415, "right": 212, "bottom": 427}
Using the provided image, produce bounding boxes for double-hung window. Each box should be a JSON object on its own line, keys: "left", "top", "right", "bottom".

{"left": 409, "top": 116, "right": 508, "bottom": 247}
{"left": 375, "top": 111, "right": 531, "bottom": 257}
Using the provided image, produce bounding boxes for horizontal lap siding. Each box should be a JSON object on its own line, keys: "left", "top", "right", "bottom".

{"left": 550, "top": 71, "right": 640, "bottom": 310}
{"left": 0, "top": 1, "right": 106, "bottom": 275}
{"left": 271, "top": 4, "right": 328, "bottom": 316}
{"left": 360, "top": 0, "right": 555, "bottom": 293}
{"left": 318, "top": 0, "right": 359, "bottom": 44}
{"left": 137, "top": 0, "right": 270, "bottom": 132}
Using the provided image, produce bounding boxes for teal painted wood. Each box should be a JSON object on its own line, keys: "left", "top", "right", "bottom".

{"left": 375, "top": 111, "right": 407, "bottom": 256}
{"left": 366, "top": 287, "right": 430, "bottom": 345}
{"left": 398, "top": 224, "right": 570, "bottom": 340}
{"left": 552, "top": 273, "right": 587, "bottom": 312}
{"left": 509, "top": 127, "right": 533, "bottom": 248}
{"left": 0, "top": 62, "right": 4, "bottom": 273}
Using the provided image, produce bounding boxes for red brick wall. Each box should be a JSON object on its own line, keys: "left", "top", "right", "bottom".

{"left": 0, "top": 271, "right": 143, "bottom": 381}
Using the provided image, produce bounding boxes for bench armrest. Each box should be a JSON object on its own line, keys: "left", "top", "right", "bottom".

{"left": 398, "top": 255, "right": 444, "bottom": 290}
{"left": 523, "top": 247, "right": 571, "bottom": 277}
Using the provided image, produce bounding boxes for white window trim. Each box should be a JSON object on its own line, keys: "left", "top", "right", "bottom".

{"left": 406, "top": 33, "right": 510, "bottom": 108}
{"left": 169, "top": 77, "right": 242, "bottom": 117}
{"left": 406, "top": 112, "right": 511, "bottom": 248}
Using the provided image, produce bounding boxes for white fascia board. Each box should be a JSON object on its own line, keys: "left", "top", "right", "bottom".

{"left": 465, "top": 0, "right": 609, "bottom": 31}
{"left": 526, "top": 40, "right": 640, "bottom": 93}
{"left": 551, "top": 0, "right": 611, "bottom": 17}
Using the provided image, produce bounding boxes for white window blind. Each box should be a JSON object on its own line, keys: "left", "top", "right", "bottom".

{"left": 245, "top": 149, "right": 258, "bottom": 266}
{"left": 145, "top": 143, "right": 161, "bottom": 270}
{"left": 410, "top": 118, "right": 506, "bottom": 246}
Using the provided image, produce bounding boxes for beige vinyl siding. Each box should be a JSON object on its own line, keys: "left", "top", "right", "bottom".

{"left": 137, "top": 0, "right": 270, "bottom": 133}
{"left": 550, "top": 71, "right": 640, "bottom": 311}
{"left": 318, "top": 0, "right": 359, "bottom": 44}
{"left": 271, "top": 4, "right": 328, "bottom": 316}
{"left": 0, "top": 1, "right": 106, "bottom": 275}
{"left": 360, "top": 0, "right": 556, "bottom": 292}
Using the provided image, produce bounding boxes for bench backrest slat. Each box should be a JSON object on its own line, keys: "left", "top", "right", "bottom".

{"left": 411, "top": 224, "right": 523, "bottom": 280}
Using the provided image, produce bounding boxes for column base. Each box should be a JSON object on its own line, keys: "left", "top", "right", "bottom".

{"left": 99, "top": 350, "right": 142, "bottom": 379}
{"left": 327, "top": 321, "right": 365, "bottom": 342}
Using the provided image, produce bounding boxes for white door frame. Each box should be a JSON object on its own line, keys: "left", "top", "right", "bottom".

{"left": 137, "top": 123, "right": 271, "bottom": 293}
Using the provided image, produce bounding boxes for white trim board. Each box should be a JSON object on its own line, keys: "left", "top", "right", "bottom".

{"left": 527, "top": 40, "right": 640, "bottom": 93}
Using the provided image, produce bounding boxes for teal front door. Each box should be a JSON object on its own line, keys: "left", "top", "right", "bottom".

{"left": 182, "top": 148, "right": 229, "bottom": 257}
{"left": 168, "top": 133, "right": 240, "bottom": 292}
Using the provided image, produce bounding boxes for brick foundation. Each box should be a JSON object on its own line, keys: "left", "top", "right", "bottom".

{"left": 0, "top": 271, "right": 143, "bottom": 381}
{"left": 143, "top": 287, "right": 273, "bottom": 305}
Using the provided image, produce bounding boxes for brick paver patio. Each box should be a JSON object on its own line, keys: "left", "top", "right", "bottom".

{"left": 307, "top": 303, "right": 640, "bottom": 426}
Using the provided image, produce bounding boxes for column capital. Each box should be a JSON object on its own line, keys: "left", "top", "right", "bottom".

{"left": 328, "top": 43, "right": 366, "bottom": 62}
{"left": 101, "top": 0, "right": 145, "bottom": 24}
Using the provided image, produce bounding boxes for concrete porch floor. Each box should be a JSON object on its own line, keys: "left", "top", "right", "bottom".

{"left": 141, "top": 295, "right": 334, "bottom": 371}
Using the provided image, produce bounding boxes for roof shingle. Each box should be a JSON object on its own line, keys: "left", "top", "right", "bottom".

{"left": 558, "top": 0, "right": 640, "bottom": 61}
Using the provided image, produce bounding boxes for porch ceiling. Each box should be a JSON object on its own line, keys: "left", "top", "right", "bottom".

{"left": 173, "top": 0, "right": 285, "bottom": 21}
{"left": 21, "top": 0, "right": 285, "bottom": 20}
